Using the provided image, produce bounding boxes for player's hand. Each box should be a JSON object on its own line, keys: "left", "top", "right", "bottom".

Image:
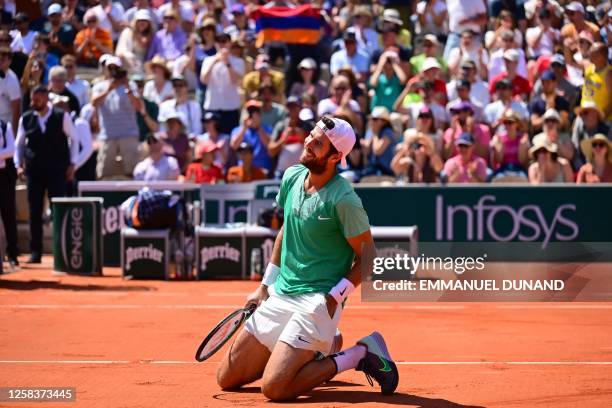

{"left": 245, "top": 285, "right": 269, "bottom": 308}
{"left": 324, "top": 294, "right": 337, "bottom": 319}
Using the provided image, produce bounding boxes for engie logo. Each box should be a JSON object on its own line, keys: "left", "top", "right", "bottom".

{"left": 200, "top": 243, "right": 241, "bottom": 271}
{"left": 125, "top": 245, "right": 163, "bottom": 271}
{"left": 435, "top": 195, "right": 579, "bottom": 249}
{"left": 61, "top": 207, "right": 84, "bottom": 269}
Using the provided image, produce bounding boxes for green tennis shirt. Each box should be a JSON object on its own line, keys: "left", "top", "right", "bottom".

{"left": 274, "top": 165, "right": 370, "bottom": 295}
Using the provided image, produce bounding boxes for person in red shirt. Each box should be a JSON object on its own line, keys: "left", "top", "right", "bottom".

{"left": 406, "top": 57, "right": 447, "bottom": 106}
{"left": 184, "top": 139, "right": 224, "bottom": 184}
{"left": 489, "top": 49, "right": 531, "bottom": 100}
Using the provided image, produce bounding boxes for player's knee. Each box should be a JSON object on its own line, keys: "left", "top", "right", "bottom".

{"left": 261, "top": 380, "right": 293, "bottom": 401}
{"left": 216, "top": 367, "right": 239, "bottom": 390}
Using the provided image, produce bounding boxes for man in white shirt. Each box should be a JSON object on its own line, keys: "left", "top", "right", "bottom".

{"left": 447, "top": 59, "right": 490, "bottom": 107}
{"left": 330, "top": 29, "right": 370, "bottom": 82}
{"left": 10, "top": 13, "right": 36, "bottom": 54}
{"left": 200, "top": 32, "right": 245, "bottom": 134}
{"left": 14, "top": 86, "right": 79, "bottom": 263}
{"left": 133, "top": 133, "right": 180, "bottom": 181}
{"left": 62, "top": 54, "right": 90, "bottom": 108}
{"left": 483, "top": 79, "right": 529, "bottom": 130}
{"left": 92, "top": 0, "right": 127, "bottom": 41}
{"left": 488, "top": 31, "right": 528, "bottom": 79}
{"left": 444, "top": 0, "right": 488, "bottom": 60}
{"left": 159, "top": 75, "right": 202, "bottom": 137}
{"left": 0, "top": 47, "right": 21, "bottom": 133}
{"left": 0, "top": 117, "right": 17, "bottom": 267}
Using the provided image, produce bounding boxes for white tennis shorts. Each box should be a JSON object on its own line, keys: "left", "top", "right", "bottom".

{"left": 244, "top": 285, "right": 342, "bottom": 354}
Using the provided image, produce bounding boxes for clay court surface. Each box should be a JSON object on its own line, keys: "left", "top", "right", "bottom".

{"left": 1, "top": 257, "right": 611, "bottom": 407}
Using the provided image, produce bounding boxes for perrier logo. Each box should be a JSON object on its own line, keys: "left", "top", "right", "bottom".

{"left": 200, "top": 243, "right": 240, "bottom": 271}
{"left": 125, "top": 245, "right": 164, "bottom": 271}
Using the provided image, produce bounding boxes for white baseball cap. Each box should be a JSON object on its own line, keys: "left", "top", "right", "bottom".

{"left": 503, "top": 48, "right": 520, "bottom": 62}
{"left": 565, "top": 2, "right": 585, "bottom": 14}
{"left": 134, "top": 9, "right": 153, "bottom": 22}
{"left": 421, "top": 57, "right": 441, "bottom": 72}
{"left": 105, "top": 55, "right": 122, "bottom": 68}
{"left": 47, "top": 3, "right": 62, "bottom": 16}
{"left": 316, "top": 117, "right": 355, "bottom": 167}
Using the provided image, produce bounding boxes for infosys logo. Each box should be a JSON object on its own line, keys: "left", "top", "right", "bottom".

{"left": 61, "top": 208, "right": 84, "bottom": 269}
{"left": 435, "top": 195, "right": 579, "bottom": 249}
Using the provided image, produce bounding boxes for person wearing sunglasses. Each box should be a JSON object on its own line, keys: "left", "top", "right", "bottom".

{"left": 576, "top": 134, "right": 612, "bottom": 183}
{"left": 442, "top": 132, "right": 488, "bottom": 183}
{"left": 527, "top": 136, "right": 573, "bottom": 184}
{"left": 391, "top": 132, "right": 442, "bottom": 183}
{"left": 490, "top": 109, "right": 530, "bottom": 181}
{"left": 133, "top": 132, "right": 180, "bottom": 181}
{"left": 43, "top": 4, "right": 76, "bottom": 58}
{"left": 61, "top": 54, "right": 90, "bottom": 108}
{"left": 571, "top": 101, "right": 610, "bottom": 168}
{"left": 147, "top": 9, "right": 187, "bottom": 62}
{"left": 74, "top": 10, "right": 113, "bottom": 67}
{"left": 483, "top": 79, "right": 528, "bottom": 130}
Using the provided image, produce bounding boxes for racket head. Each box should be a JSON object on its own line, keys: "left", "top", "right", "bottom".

{"left": 195, "top": 304, "right": 257, "bottom": 362}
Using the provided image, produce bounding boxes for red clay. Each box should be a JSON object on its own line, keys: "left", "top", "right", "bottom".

{"left": 1, "top": 256, "right": 611, "bottom": 407}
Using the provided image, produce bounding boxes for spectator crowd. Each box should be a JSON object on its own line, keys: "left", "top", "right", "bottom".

{"left": 0, "top": 0, "right": 611, "bottom": 266}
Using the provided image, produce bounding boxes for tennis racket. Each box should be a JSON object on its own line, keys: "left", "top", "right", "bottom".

{"left": 195, "top": 303, "right": 257, "bottom": 362}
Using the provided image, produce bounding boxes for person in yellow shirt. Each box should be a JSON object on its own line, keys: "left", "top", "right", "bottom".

{"left": 242, "top": 54, "right": 285, "bottom": 102}
{"left": 582, "top": 42, "right": 612, "bottom": 122}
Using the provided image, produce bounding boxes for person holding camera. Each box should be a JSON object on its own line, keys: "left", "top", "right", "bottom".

{"left": 21, "top": 34, "right": 60, "bottom": 91}
{"left": 230, "top": 100, "right": 272, "bottom": 174}
{"left": 91, "top": 56, "right": 143, "bottom": 179}
{"left": 14, "top": 85, "right": 79, "bottom": 263}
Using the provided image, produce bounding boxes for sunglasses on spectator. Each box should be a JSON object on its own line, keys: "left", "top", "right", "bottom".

{"left": 534, "top": 148, "right": 548, "bottom": 156}
{"left": 423, "top": 42, "right": 433, "bottom": 48}
{"left": 418, "top": 114, "right": 432, "bottom": 119}
{"left": 457, "top": 144, "right": 470, "bottom": 149}
{"left": 544, "top": 119, "right": 559, "bottom": 124}
{"left": 173, "top": 82, "right": 187, "bottom": 88}
{"left": 87, "top": 19, "right": 97, "bottom": 24}
{"left": 592, "top": 142, "right": 607, "bottom": 149}
{"left": 503, "top": 120, "right": 517, "bottom": 125}
{"left": 164, "top": 16, "right": 176, "bottom": 21}
{"left": 63, "top": 65, "right": 75, "bottom": 69}
{"left": 503, "top": 38, "right": 513, "bottom": 43}
{"left": 334, "top": 86, "right": 348, "bottom": 91}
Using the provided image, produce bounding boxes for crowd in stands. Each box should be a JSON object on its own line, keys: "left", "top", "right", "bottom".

{"left": 1, "top": 0, "right": 612, "bottom": 264}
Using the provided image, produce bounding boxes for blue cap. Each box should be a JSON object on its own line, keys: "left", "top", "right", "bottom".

{"left": 231, "top": 4, "right": 245, "bottom": 14}
{"left": 455, "top": 132, "right": 475, "bottom": 146}
{"left": 541, "top": 70, "right": 556, "bottom": 81}
{"left": 450, "top": 100, "right": 474, "bottom": 114}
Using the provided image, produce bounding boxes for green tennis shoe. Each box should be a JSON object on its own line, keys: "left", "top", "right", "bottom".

{"left": 356, "top": 331, "right": 399, "bottom": 395}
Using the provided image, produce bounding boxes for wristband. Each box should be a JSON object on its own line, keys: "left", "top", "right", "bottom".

{"left": 329, "top": 278, "right": 355, "bottom": 305}
{"left": 262, "top": 263, "right": 280, "bottom": 286}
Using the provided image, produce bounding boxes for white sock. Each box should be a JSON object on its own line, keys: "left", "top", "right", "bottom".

{"left": 331, "top": 344, "right": 367, "bottom": 373}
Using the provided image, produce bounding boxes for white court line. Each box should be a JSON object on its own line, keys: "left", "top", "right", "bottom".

{"left": 3, "top": 304, "right": 612, "bottom": 310}
{"left": 497, "top": 305, "right": 612, "bottom": 309}
{"left": 0, "top": 304, "right": 466, "bottom": 310}
{"left": 0, "top": 360, "right": 611, "bottom": 366}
